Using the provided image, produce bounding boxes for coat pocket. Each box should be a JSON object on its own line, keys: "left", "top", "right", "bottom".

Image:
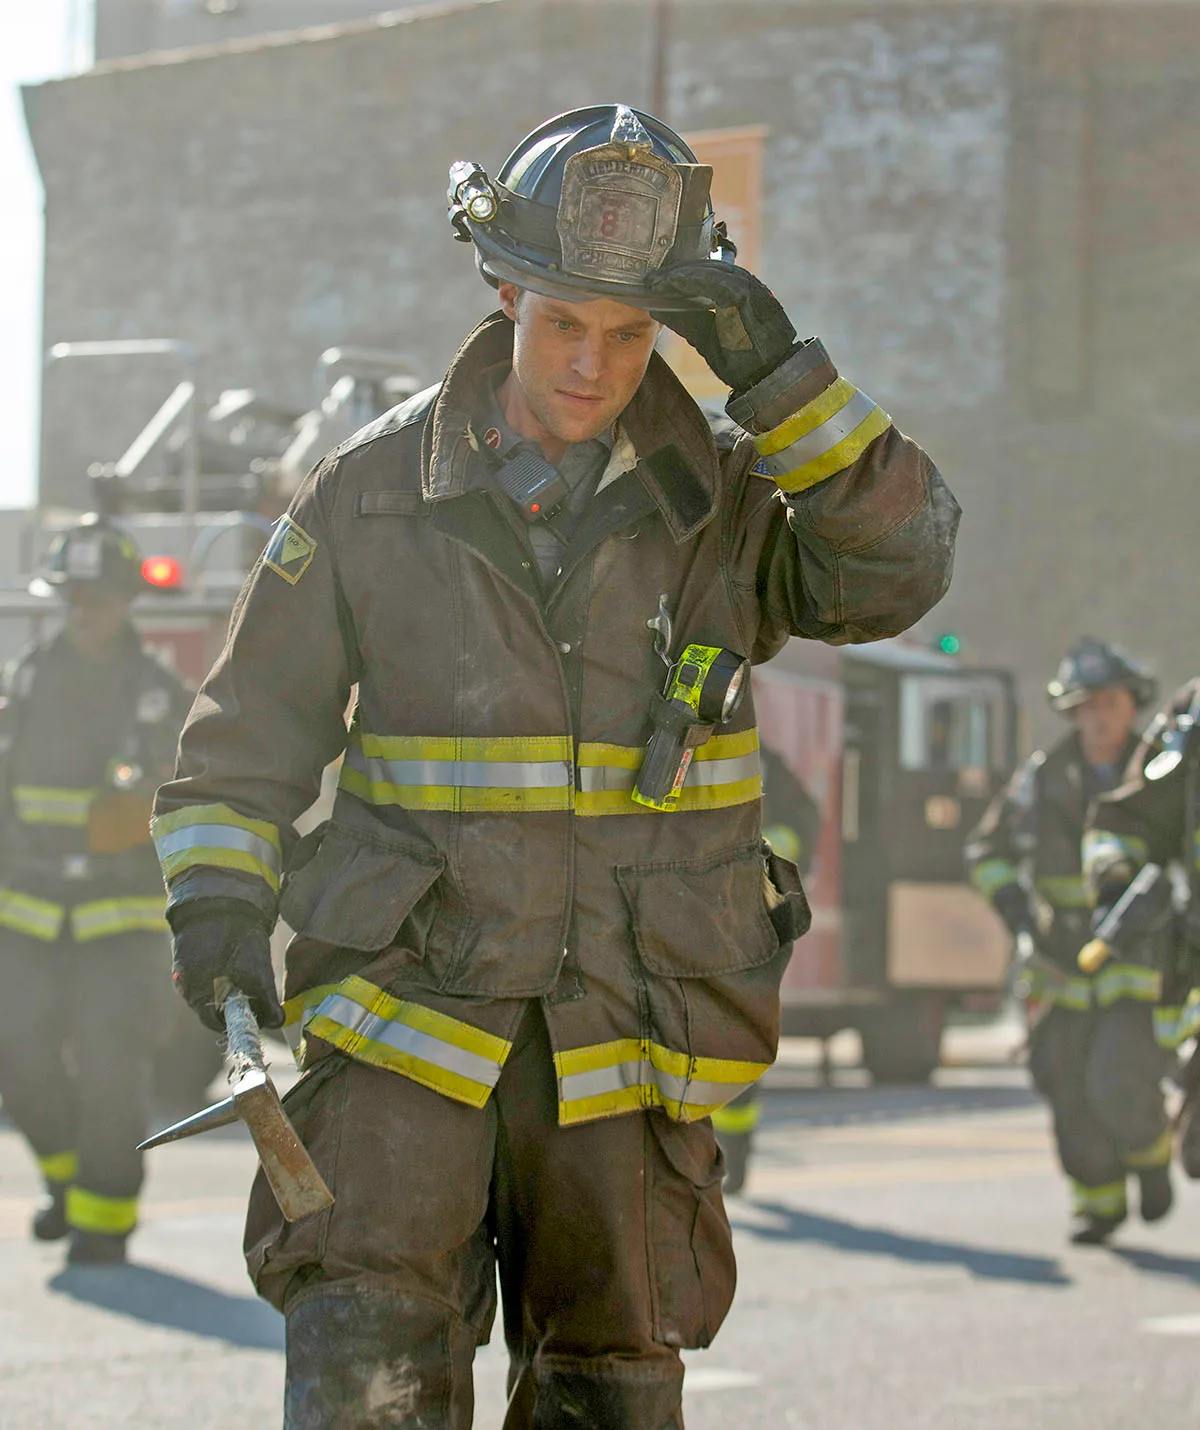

{"left": 616, "top": 840, "right": 783, "bottom": 978}
{"left": 279, "top": 821, "right": 445, "bottom": 953}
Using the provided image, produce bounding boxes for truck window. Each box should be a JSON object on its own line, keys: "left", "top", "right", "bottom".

{"left": 898, "top": 675, "right": 1010, "bottom": 773}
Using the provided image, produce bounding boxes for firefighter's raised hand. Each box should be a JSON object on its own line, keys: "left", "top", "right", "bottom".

{"left": 167, "top": 897, "right": 285, "bottom": 1033}
{"left": 647, "top": 260, "right": 797, "bottom": 395}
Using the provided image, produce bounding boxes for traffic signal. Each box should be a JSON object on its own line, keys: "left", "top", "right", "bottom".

{"left": 938, "top": 633, "right": 961, "bottom": 656}
{"left": 142, "top": 555, "right": 183, "bottom": 590}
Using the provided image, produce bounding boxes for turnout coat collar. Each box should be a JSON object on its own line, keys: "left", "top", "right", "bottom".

{"left": 422, "top": 312, "right": 719, "bottom": 543}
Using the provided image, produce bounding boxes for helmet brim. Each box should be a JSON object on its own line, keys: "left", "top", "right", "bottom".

{"left": 475, "top": 238, "right": 714, "bottom": 314}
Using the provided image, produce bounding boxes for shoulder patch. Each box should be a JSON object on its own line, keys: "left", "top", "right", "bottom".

{"left": 751, "top": 457, "right": 773, "bottom": 478}
{"left": 264, "top": 515, "right": 318, "bottom": 585}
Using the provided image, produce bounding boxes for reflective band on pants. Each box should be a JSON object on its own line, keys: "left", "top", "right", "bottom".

{"left": 1125, "top": 1128, "right": 1172, "bottom": 1170}
{"left": 12, "top": 785, "right": 95, "bottom": 827}
{"left": 299, "top": 975, "right": 513, "bottom": 1108}
{"left": 554, "top": 1038, "right": 769, "bottom": 1126}
{"left": 1071, "top": 1180, "right": 1127, "bottom": 1219}
{"left": 153, "top": 802, "right": 282, "bottom": 893}
{"left": 66, "top": 1186, "right": 138, "bottom": 1235}
{"left": 37, "top": 1150, "right": 78, "bottom": 1184}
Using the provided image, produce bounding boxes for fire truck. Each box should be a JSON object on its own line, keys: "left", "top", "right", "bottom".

{"left": 755, "top": 637, "right": 1017, "bottom": 1082}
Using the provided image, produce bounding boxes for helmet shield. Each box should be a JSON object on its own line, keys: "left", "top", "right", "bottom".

{"left": 449, "top": 105, "right": 725, "bottom": 311}
{"left": 1046, "top": 637, "right": 1157, "bottom": 713}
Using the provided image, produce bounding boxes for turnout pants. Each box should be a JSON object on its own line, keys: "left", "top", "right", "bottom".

{"left": 1029, "top": 1000, "right": 1172, "bottom": 1221}
{"left": 0, "top": 926, "right": 166, "bottom": 1237}
{"left": 247, "top": 1005, "right": 736, "bottom": 1429}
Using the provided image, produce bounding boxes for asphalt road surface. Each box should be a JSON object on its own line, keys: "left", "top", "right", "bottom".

{"left": 2, "top": 1024, "right": 1198, "bottom": 1428}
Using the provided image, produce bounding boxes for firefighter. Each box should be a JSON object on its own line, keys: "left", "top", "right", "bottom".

{"left": 155, "top": 104, "right": 959, "bottom": 1424}
{"left": 0, "top": 518, "right": 192, "bottom": 1264}
{"left": 1083, "top": 678, "right": 1200, "bottom": 1180}
{"left": 965, "top": 637, "right": 1166, "bottom": 1244}
{"left": 713, "top": 744, "right": 821, "bottom": 1194}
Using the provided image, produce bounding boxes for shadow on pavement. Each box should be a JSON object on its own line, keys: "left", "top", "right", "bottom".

{"left": 733, "top": 1200, "right": 1070, "bottom": 1287}
{"left": 1110, "top": 1245, "right": 1200, "bottom": 1285}
{"left": 761, "top": 1082, "right": 1040, "bottom": 1130}
{"left": 50, "top": 1264, "right": 284, "bottom": 1350}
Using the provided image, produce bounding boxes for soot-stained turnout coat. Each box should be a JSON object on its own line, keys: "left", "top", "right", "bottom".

{"left": 154, "top": 313, "right": 959, "bottom": 1126}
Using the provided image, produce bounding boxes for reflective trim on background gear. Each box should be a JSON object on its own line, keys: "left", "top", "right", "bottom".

{"left": 65, "top": 1186, "right": 138, "bottom": 1236}
{"left": 0, "top": 888, "right": 64, "bottom": 941}
{"left": 1026, "top": 967, "right": 1092, "bottom": 1011}
{"left": 12, "top": 785, "right": 96, "bottom": 827}
{"left": 711, "top": 1097, "right": 762, "bottom": 1135}
{"left": 70, "top": 896, "right": 167, "bottom": 942}
{"left": 1124, "top": 1128, "right": 1173, "bottom": 1170}
{"left": 554, "top": 1039, "right": 768, "bottom": 1125}
{"left": 339, "top": 734, "right": 575, "bottom": 813}
{"left": 1082, "top": 830, "right": 1149, "bottom": 890}
{"left": 1035, "top": 874, "right": 1090, "bottom": 908}
{"left": 754, "top": 378, "right": 892, "bottom": 495}
{"left": 1093, "top": 963, "right": 1162, "bottom": 1008}
{"left": 969, "top": 858, "right": 1020, "bottom": 899}
{"left": 152, "top": 803, "right": 283, "bottom": 892}
{"left": 1071, "top": 1179, "right": 1128, "bottom": 1220}
{"left": 297, "top": 975, "right": 513, "bottom": 1108}
{"left": 1154, "top": 989, "right": 1200, "bottom": 1049}
{"left": 37, "top": 1150, "right": 78, "bottom": 1184}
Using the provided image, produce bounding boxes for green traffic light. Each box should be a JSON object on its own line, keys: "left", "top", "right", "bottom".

{"left": 939, "top": 634, "right": 961, "bottom": 656}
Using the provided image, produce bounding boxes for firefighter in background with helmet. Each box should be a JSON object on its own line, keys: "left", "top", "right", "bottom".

{"left": 0, "top": 518, "right": 192, "bottom": 1264}
{"left": 714, "top": 743, "right": 822, "bottom": 1193}
{"left": 966, "top": 637, "right": 1169, "bottom": 1244}
{"left": 155, "top": 104, "right": 958, "bottom": 1422}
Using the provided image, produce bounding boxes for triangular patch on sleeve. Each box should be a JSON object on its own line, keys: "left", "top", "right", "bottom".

{"left": 264, "top": 516, "right": 317, "bottom": 585}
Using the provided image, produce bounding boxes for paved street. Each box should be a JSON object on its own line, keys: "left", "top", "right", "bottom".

{"left": 2, "top": 1023, "right": 1198, "bottom": 1428}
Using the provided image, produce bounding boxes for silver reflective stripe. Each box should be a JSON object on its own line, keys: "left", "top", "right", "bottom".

{"left": 577, "top": 749, "right": 760, "bottom": 793}
{"left": 154, "top": 824, "right": 281, "bottom": 871}
{"left": 348, "top": 749, "right": 572, "bottom": 790}
{"left": 761, "top": 387, "right": 879, "bottom": 477}
{"left": 317, "top": 994, "right": 505, "bottom": 1088}
{"left": 561, "top": 1060, "right": 754, "bottom": 1107}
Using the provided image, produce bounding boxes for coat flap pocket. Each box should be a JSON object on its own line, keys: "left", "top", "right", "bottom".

{"left": 617, "top": 841, "right": 780, "bottom": 979}
{"left": 279, "top": 822, "right": 444, "bottom": 953}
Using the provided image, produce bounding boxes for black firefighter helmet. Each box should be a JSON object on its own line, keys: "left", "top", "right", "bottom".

{"left": 446, "top": 104, "right": 733, "bottom": 311}
{"left": 29, "top": 516, "right": 149, "bottom": 600}
{"left": 1046, "top": 637, "right": 1157, "bottom": 713}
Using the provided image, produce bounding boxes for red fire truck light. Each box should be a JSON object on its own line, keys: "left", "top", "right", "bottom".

{"left": 142, "top": 555, "right": 183, "bottom": 589}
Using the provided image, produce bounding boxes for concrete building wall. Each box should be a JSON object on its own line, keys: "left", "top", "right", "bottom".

{"left": 23, "top": 0, "right": 1200, "bottom": 746}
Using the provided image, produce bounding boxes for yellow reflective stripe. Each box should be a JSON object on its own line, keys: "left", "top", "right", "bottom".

{"left": 342, "top": 734, "right": 575, "bottom": 813}
{"left": 1082, "top": 830, "right": 1148, "bottom": 886}
{"left": 769, "top": 403, "right": 893, "bottom": 495}
{"left": 71, "top": 897, "right": 167, "bottom": 942}
{"left": 1035, "top": 875, "right": 1090, "bottom": 908}
{"left": 755, "top": 377, "right": 860, "bottom": 456}
{"left": 153, "top": 802, "right": 282, "bottom": 892}
{"left": 970, "top": 858, "right": 1020, "bottom": 899}
{"left": 38, "top": 1150, "right": 78, "bottom": 1184}
{"left": 0, "top": 888, "right": 64, "bottom": 941}
{"left": 1072, "top": 1180, "right": 1127, "bottom": 1219}
{"left": 1154, "top": 989, "right": 1200, "bottom": 1049}
{"left": 711, "top": 1100, "right": 761, "bottom": 1135}
{"left": 66, "top": 1187, "right": 138, "bottom": 1235}
{"left": 303, "top": 974, "right": 512, "bottom": 1109}
{"left": 554, "top": 1038, "right": 770, "bottom": 1126}
{"left": 1125, "top": 1128, "right": 1172, "bottom": 1170}
{"left": 1094, "top": 962, "right": 1162, "bottom": 1007}
{"left": 576, "top": 729, "right": 762, "bottom": 818}
{"left": 12, "top": 785, "right": 95, "bottom": 827}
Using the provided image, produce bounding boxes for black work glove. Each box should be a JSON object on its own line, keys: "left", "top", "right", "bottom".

{"left": 648, "top": 260, "right": 797, "bottom": 394}
{"left": 992, "top": 882, "right": 1037, "bottom": 942}
{"left": 168, "top": 897, "right": 284, "bottom": 1033}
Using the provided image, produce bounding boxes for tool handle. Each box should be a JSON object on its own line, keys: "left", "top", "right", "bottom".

{"left": 215, "top": 977, "right": 266, "bottom": 1075}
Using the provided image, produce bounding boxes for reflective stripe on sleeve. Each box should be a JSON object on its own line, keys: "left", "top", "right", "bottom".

{"left": 37, "top": 1150, "right": 78, "bottom": 1184}
{"left": 754, "top": 378, "right": 892, "bottom": 494}
{"left": 152, "top": 803, "right": 283, "bottom": 892}
{"left": 66, "top": 1186, "right": 138, "bottom": 1236}
{"left": 71, "top": 896, "right": 167, "bottom": 942}
{"left": 340, "top": 734, "right": 574, "bottom": 813}
{"left": 1093, "top": 962, "right": 1162, "bottom": 1008}
{"left": 300, "top": 974, "right": 513, "bottom": 1108}
{"left": 1034, "top": 875, "right": 1090, "bottom": 908}
{"left": 554, "top": 1038, "right": 769, "bottom": 1125}
{"left": 969, "top": 858, "right": 1020, "bottom": 900}
{"left": 1081, "top": 830, "right": 1148, "bottom": 888}
{"left": 1071, "top": 1180, "right": 1127, "bottom": 1220}
{"left": 12, "top": 785, "right": 96, "bottom": 827}
{"left": 0, "top": 888, "right": 64, "bottom": 941}
{"left": 576, "top": 729, "right": 761, "bottom": 816}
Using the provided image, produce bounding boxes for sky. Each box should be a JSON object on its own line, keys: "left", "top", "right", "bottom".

{"left": 0, "top": 0, "right": 80, "bottom": 510}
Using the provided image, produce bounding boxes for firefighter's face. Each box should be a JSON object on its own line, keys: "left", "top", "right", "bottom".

{"left": 497, "top": 284, "right": 661, "bottom": 462}
{"left": 63, "top": 586, "right": 132, "bottom": 656}
{"left": 1071, "top": 685, "right": 1138, "bottom": 764}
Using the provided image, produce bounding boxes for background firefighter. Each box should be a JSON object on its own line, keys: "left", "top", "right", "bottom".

{"left": 154, "top": 104, "right": 959, "bottom": 1427}
{"left": 1084, "top": 677, "right": 1200, "bottom": 1181}
{"left": 965, "top": 637, "right": 1170, "bottom": 1244}
{"left": 712, "top": 743, "right": 822, "bottom": 1194}
{"left": 0, "top": 518, "right": 193, "bottom": 1264}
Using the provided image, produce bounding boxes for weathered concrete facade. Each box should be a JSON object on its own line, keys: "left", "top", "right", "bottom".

{"left": 24, "top": 0, "right": 1200, "bottom": 743}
